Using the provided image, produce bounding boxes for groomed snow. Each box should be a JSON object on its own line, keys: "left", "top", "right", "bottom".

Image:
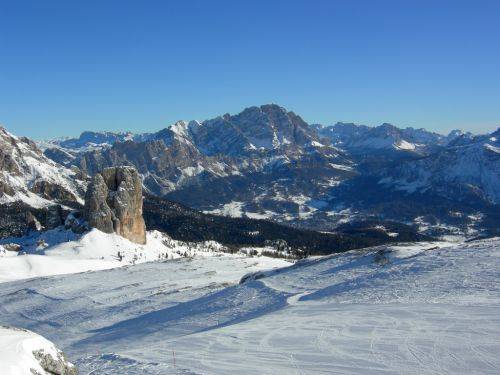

{"left": 0, "top": 238, "right": 498, "bottom": 373}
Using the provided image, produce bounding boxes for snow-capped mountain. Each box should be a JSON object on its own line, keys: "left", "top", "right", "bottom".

{"left": 37, "top": 105, "right": 500, "bottom": 237}
{"left": 43, "top": 105, "right": 356, "bottom": 226}
{"left": 45, "top": 104, "right": 321, "bottom": 156}
{"left": 191, "top": 104, "right": 317, "bottom": 154}
{"left": 0, "top": 125, "right": 427, "bottom": 251}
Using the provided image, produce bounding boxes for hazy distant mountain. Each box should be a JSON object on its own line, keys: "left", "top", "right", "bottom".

{"left": 380, "top": 128, "right": 500, "bottom": 204}
{"left": 313, "top": 122, "right": 468, "bottom": 157}
{"left": 42, "top": 130, "right": 153, "bottom": 152}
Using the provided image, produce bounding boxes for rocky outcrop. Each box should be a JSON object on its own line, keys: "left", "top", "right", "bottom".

{"left": 84, "top": 166, "right": 146, "bottom": 244}
{"left": 32, "top": 348, "right": 78, "bottom": 375}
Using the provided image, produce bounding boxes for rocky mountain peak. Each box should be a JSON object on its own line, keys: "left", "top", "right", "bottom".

{"left": 228, "top": 104, "right": 315, "bottom": 150}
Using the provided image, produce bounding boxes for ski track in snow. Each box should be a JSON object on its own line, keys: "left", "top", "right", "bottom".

{"left": 0, "top": 238, "right": 499, "bottom": 374}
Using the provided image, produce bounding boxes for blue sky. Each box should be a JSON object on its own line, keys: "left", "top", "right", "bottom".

{"left": 1, "top": 0, "right": 499, "bottom": 139}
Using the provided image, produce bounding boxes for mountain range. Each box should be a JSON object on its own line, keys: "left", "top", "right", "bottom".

{"left": 2, "top": 104, "right": 499, "bottom": 239}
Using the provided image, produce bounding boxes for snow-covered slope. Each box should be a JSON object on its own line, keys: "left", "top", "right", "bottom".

{"left": 0, "top": 237, "right": 498, "bottom": 373}
{"left": 0, "top": 326, "right": 76, "bottom": 375}
{"left": 0, "top": 127, "right": 85, "bottom": 208}
{"left": 0, "top": 227, "right": 287, "bottom": 283}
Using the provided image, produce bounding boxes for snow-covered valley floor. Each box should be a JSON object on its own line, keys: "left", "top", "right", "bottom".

{"left": 1, "top": 238, "right": 499, "bottom": 374}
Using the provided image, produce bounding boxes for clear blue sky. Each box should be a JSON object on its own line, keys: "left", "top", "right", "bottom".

{"left": 1, "top": 0, "right": 499, "bottom": 139}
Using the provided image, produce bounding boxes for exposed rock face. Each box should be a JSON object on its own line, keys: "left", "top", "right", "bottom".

{"left": 30, "top": 180, "right": 80, "bottom": 203}
{"left": 84, "top": 166, "right": 146, "bottom": 244}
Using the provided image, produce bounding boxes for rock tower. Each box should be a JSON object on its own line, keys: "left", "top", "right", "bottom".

{"left": 84, "top": 166, "right": 146, "bottom": 244}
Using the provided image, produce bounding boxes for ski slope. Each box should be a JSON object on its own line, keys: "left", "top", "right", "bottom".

{"left": 0, "top": 238, "right": 499, "bottom": 374}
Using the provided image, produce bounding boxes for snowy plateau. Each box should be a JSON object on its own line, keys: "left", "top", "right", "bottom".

{"left": 0, "top": 233, "right": 499, "bottom": 374}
